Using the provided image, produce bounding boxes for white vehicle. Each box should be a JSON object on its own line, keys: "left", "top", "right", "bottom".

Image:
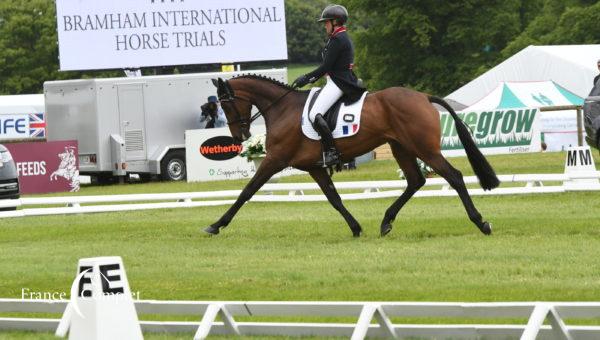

{"left": 44, "top": 69, "right": 286, "bottom": 182}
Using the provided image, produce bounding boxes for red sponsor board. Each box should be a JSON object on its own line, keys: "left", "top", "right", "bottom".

{"left": 4, "top": 140, "right": 80, "bottom": 194}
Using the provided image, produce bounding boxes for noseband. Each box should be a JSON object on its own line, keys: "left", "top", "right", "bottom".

{"left": 218, "top": 93, "right": 256, "bottom": 128}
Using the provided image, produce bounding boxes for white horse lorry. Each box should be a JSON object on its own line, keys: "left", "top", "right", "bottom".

{"left": 45, "top": 69, "right": 286, "bottom": 182}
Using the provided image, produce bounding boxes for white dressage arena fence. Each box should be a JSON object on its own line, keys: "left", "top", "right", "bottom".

{"left": 1, "top": 299, "right": 600, "bottom": 339}
{"left": 0, "top": 171, "right": 599, "bottom": 218}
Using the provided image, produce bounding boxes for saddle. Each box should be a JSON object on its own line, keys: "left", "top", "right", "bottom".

{"left": 305, "top": 89, "right": 364, "bottom": 130}
{"left": 301, "top": 88, "right": 368, "bottom": 141}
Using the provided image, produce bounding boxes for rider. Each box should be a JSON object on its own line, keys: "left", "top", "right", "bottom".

{"left": 292, "top": 4, "right": 365, "bottom": 167}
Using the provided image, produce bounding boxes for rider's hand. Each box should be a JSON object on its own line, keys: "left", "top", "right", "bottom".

{"left": 292, "top": 74, "right": 309, "bottom": 89}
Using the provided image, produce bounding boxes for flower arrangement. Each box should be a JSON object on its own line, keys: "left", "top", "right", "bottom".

{"left": 239, "top": 133, "right": 267, "bottom": 161}
{"left": 397, "top": 159, "right": 435, "bottom": 179}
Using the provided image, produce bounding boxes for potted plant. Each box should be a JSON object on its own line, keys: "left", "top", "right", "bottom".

{"left": 239, "top": 134, "right": 280, "bottom": 182}
{"left": 239, "top": 133, "right": 267, "bottom": 163}
{"left": 397, "top": 159, "right": 435, "bottom": 179}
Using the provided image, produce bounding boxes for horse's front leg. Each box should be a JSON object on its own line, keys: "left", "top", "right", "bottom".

{"left": 203, "top": 157, "right": 286, "bottom": 235}
{"left": 309, "top": 168, "right": 362, "bottom": 237}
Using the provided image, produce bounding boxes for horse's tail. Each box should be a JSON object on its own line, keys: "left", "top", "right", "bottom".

{"left": 428, "top": 95, "right": 500, "bottom": 191}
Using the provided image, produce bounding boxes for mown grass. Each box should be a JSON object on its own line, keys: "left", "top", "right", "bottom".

{"left": 1, "top": 151, "right": 600, "bottom": 339}
{"left": 287, "top": 63, "right": 318, "bottom": 84}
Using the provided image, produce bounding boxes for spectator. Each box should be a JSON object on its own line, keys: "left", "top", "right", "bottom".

{"left": 594, "top": 59, "right": 600, "bottom": 87}
{"left": 199, "top": 96, "right": 227, "bottom": 129}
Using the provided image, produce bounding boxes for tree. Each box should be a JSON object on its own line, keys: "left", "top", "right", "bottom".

{"left": 503, "top": 0, "right": 600, "bottom": 58}
{"left": 343, "top": 0, "right": 542, "bottom": 95}
{"left": 285, "top": 0, "right": 328, "bottom": 63}
{"left": 0, "top": 1, "right": 118, "bottom": 95}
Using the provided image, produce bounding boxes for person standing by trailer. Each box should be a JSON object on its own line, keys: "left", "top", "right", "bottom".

{"left": 199, "top": 96, "right": 227, "bottom": 129}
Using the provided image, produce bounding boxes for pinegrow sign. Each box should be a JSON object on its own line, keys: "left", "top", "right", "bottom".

{"left": 440, "top": 107, "right": 542, "bottom": 156}
{"left": 55, "top": 0, "right": 287, "bottom": 71}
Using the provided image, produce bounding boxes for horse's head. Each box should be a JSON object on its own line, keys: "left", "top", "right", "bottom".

{"left": 212, "top": 78, "right": 253, "bottom": 144}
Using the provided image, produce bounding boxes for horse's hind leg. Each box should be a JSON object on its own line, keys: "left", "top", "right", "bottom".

{"left": 309, "top": 168, "right": 362, "bottom": 237}
{"left": 380, "top": 142, "right": 425, "bottom": 237}
{"left": 421, "top": 153, "right": 492, "bottom": 235}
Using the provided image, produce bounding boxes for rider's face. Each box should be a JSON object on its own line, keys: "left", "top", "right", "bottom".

{"left": 324, "top": 20, "right": 333, "bottom": 35}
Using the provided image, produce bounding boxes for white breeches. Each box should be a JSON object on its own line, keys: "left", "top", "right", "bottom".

{"left": 308, "top": 76, "right": 343, "bottom": 123}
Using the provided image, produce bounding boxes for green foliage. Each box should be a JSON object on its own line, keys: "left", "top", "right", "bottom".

{"left": 344, "top": 0, "right": 535, "bottom": 95}
{"left": 345, "top": 0, "right": 600, "bottom": 95}
{"left": 0, "top": 1, "right": 119, "bottom": 94}
{"left": 285, "top": 0, "right": 328, "bottom": 63}
{"left": 0, "top": 1, "right": 59, "bottom": 94}
{"left": 503, "top": 0, "right": 600, "bottom": 57}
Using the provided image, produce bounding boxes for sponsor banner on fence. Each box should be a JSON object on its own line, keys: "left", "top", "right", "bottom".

{"left": 55, "top": 0, "right": 287, "bottom": 71}
{"left": 186, "top": 126, "right": 302, "bottom": 182}
{"left": 0, "top": 113, "right": 46, "bottom": 140}
{"left": 440, "top": 107, "right": 541, "bottom": 156}
{"left": 4, "top": 140, "right": 80, "bottom": 194}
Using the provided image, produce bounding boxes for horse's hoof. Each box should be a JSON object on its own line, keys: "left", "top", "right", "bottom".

{"left": 203, "top": 226, "right": 220, "bottom": 235}
{"left": 352, "top": 229, "right": 362, "bottom": 238}
{"left": 480, "top": 221, "right": 492, "bottom": 235}
{"left": 380, "top": 223, "right": 393, "bottom": 237}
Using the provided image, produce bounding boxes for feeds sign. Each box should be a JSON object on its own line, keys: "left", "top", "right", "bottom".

{"left": 55, "top": 0, "right": 287, "bottom": 71}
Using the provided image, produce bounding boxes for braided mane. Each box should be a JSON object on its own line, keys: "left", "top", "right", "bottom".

{"left": 232, "top": 73, "right": 296, "bottom": 91}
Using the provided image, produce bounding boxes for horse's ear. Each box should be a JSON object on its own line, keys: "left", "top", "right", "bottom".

{"left": 211, "top": 78, "right": 218, "bottom": 87}
{"left": 225, "top": 80, "right": 234, "bottom": 96}
{"left": 216, "top": 78, "right": 225, "bottom": 93}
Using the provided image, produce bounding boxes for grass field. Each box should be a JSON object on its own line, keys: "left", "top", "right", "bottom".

{"left": 287, "top": 64, "right": 317, "bottom": 84}
{"left": 1, "top": 151, "right": 600, "bottom": 339}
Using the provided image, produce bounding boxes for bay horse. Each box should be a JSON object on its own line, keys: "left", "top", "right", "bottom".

{"left": 204, "top": 75, "right": 500, "bottom": 237}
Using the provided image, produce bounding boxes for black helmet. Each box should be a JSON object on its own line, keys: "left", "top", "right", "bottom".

{"left": 318, "top": 4, "right": 348, "bottom": 25}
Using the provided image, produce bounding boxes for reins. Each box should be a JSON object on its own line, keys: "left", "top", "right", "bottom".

{"left": 220, "top": 87, "right": 295, "bottom": 126}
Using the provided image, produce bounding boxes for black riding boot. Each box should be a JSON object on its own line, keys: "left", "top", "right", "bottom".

{"left": 312, "top": 114, "right": 341, "bottom": 167}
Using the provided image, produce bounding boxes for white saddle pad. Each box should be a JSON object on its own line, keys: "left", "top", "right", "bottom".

{"left": 301, "top": 88, "right": 368, "bottom": 140}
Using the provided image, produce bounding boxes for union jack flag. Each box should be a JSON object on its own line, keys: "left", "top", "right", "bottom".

{"left": 29, "top": 113, "right": 46, "bottom": 138}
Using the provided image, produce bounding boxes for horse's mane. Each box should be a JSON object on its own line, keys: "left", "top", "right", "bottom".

{"left": 232, "top": 74, "right": 303, "bottom": 92}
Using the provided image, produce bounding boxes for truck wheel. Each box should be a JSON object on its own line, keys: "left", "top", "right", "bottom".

{"left": 161, "top": 150, "right": 186, "bottom": 181}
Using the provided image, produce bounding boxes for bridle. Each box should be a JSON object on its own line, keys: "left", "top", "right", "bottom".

{"left": 218, "top": 80, "right": 295, "bottom": 130}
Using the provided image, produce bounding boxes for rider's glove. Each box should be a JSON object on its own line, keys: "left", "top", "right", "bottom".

{"left": 292, "top": 74, "right": 309, "bottom": 89}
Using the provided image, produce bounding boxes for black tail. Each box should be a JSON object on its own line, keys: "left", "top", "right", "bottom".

{"left": 429, "top": 95, "right": 500, "bottom": 190}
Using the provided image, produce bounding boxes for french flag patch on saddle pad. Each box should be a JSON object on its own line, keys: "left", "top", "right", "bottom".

{"left": 301, "top": 87, "right": 368, "bottom": 141}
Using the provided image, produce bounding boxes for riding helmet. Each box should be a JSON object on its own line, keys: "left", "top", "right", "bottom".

{"left": 318, "top": 4, "right": 348, "bottom": 25}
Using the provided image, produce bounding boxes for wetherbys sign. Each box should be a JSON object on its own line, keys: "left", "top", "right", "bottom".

{"left": 186, "top": 126, "right": 303, "bottom": 182}
{"left": 199, "top": 136, "right": 242, "bottom": 161}
{"left": 440, "top": 107, "right": 541, "bottom": 156}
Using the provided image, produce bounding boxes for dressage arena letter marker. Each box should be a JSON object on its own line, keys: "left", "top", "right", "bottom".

{"left": 563, "top": 146, "right": 600, "bottom": 191}
{"left": 55, "top": 256, "right": 143, "bottom": 340}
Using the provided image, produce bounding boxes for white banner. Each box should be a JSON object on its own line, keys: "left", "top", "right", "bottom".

{"left": 0, "top": 114, "right": 29, "bottom": 139}
{"left": 55, "top": 0, "right": 288, "bottom": 71}
{"left": 0, "top": 113, "right": 46, "bottom": 140}
{"left": 186, "top": 126, "right": 303, "bottom": 182}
